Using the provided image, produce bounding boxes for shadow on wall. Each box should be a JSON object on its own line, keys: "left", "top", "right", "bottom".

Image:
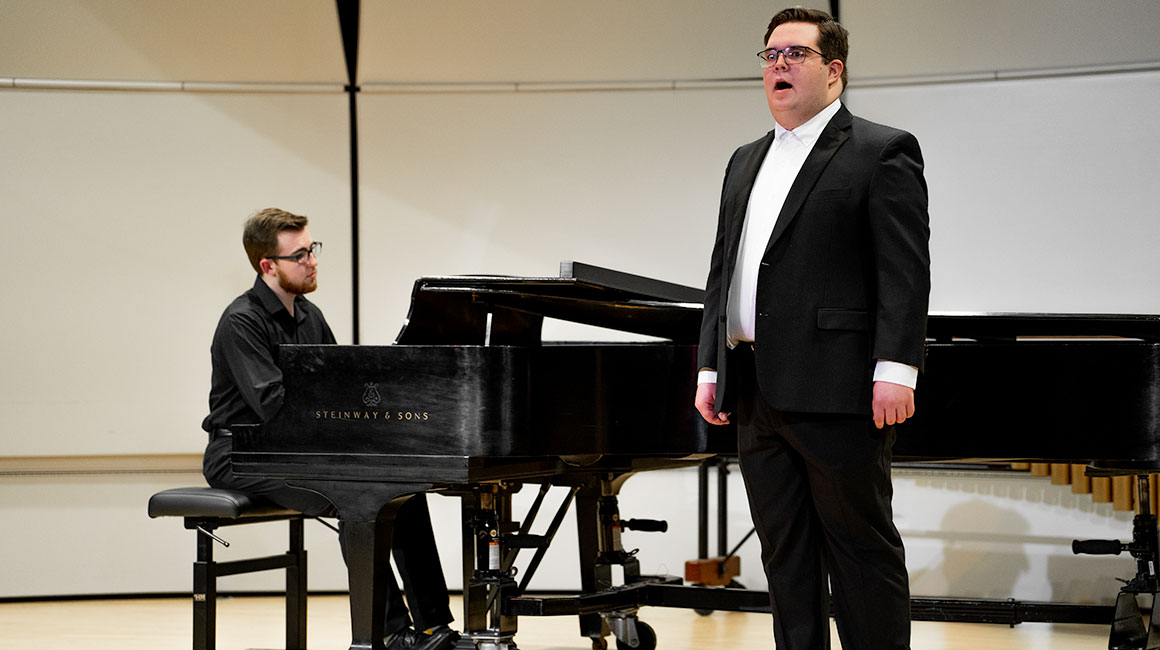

{"left": 908, "top": 498, "right": 1133, "bottom": 605}
{"left": 928, "top": 500, "right": 1031, "bottom": 598}
{"left": 900, "top": 472, "right": 1140, "bottom": 604}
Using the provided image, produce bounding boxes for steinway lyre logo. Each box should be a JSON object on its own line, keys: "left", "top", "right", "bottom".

{"left": 362, "top": 382, "right": 382, "bottom": 407}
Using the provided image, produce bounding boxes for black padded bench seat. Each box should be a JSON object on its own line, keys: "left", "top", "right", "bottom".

{"left": 149, "top": 487, "right": 308, "bottom": 650}
{"left": 149, "top": 486, "right": 300, "bottom": 519}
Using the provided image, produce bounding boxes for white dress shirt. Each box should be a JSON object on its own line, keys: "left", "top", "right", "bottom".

{"left": 700, "top": 98, "right": 917, "bottom": 390}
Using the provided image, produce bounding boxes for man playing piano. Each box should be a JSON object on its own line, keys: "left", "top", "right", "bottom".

{"left": 202, "top": 208, "right": 460, "bottom": 650}
{"left": 695, "top": 8, "right": 931, "bottom": 650}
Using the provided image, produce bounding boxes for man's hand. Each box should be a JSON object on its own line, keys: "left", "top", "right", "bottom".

{"left": 872, "top": 381, "right": 915, "bottom": 429}
{"left": 695, "top": 382, "right": 731, "bottom": 425}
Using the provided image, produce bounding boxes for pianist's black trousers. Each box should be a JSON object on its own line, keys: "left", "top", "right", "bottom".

{"left": 203, "top": 436, "right": 454, "bottom": 634}
{"left": 731, "top": 348, "right": 910, "bottom": 650}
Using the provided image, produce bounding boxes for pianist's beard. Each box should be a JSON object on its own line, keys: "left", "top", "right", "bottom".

{"left": 278, "top": 272, "right": 317, "bottom": 296}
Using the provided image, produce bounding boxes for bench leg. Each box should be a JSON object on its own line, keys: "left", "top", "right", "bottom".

{"left": 187, "top": 516, "right": 308, "bottom": 650}
{"left": 286, "top": 517, "right": 308, "bottom": 650}
{"left": 194, "top": 528, "right": 217, "bottom": 650}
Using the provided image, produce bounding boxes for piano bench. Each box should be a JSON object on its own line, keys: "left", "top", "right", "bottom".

{"left": 148, "top": 487, "right": 308, "bottom": 650}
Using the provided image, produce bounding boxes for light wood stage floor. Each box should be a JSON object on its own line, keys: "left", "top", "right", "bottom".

{"left": 0, "top": 594, "right": 1111, "bottom": 649}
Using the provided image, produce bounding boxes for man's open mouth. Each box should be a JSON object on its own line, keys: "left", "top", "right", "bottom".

{"left": 774, "top": 81, "right": 793, "bottom": 91}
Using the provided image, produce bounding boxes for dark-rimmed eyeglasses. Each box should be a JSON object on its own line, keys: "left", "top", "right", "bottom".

{"left": 267, "top": 241, "right": 321, "bottom": 265}
{"left": 757, "top": 45, "right": 825, "bottom": 68}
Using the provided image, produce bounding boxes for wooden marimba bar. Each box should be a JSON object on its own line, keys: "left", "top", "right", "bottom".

{"left": 1012, "top": 462, "right": 1159, "bottom": 513}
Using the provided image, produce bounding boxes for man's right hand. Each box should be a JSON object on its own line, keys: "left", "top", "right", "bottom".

{"left": 695, "top": 382, "right": 731, "bottom": 425}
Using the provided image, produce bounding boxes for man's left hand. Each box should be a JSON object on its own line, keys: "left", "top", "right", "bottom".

{"left": 872, "top": 381, "right": 915, "bottom": 429}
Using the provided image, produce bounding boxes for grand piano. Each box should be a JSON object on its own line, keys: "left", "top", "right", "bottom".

{"left": 232, "top": 262, "right": 1160, "bottom": 650}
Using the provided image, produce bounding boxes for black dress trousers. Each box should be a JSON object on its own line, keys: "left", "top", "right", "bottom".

{"left": 731, "top": 346, "right": 910, "bottom": 650}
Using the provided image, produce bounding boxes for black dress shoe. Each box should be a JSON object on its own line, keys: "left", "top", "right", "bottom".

{"left": 412, "top": 625, "right": 461, "bottom": 650}
{"left": 384, "top": 627, "right": 422, "bottom": 650}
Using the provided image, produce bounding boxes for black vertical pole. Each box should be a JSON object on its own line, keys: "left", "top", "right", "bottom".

{"left": 336, "top": 0, "right": 361, "bottom": 344}
{"left": 829, "top": 1, "right": 847, "bottom": 112}
{"left": 697, "top": 461, "right": 709, "bottom": 560}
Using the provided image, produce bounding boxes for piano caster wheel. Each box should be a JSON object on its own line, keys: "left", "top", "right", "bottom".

{"left": 694, "top": 608, "right": 713, "bottom": 616}
{"left": 476, "top": 641, "right": 519, "bottom": 650}
{"left": 591, "top": 638, "right": 608, "bottom": 650}
{"left": 615, "top": 621, "right": 656, "bottom": 650}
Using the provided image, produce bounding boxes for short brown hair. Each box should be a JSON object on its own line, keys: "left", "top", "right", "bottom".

{"left": 242, "top": 208, "right": 309, "bottom": 273}
{"left": 765, "top": 7, "right": 849, "bottom": 88}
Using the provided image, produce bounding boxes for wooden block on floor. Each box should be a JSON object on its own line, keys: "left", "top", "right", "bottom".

{"left": 685, "top": 555, "right": 741, "bottom": 587}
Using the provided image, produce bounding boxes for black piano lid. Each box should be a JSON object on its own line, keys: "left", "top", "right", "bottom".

{"left": 927, "top": 312, "right": 1160, "bottom": 342}
{"left": 395, "top": 261, "right": 705, "bottom": 346}
{"left": 394, "top": 260, "right": 1160, "bottom": 346}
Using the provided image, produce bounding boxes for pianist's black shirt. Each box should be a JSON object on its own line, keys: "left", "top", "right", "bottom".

{"left": 202, "top": 275, "right": 336, "bottom": 432}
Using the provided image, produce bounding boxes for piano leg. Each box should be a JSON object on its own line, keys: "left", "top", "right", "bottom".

{"left": 1075, "top": 473, "right": 1160, "bottom": 650}
{"left": 459, "top": 486, "right": 520, "bottom": 650}
{"left": 1111, "top": 475, "right": 1160, "bottom": 650}
{"left": 575, "top": 480, "right": 612, "bottom": 645}
{"left": 574, "top": 474, "right": 657, "bottom": 650}
{"left": 1109, "top": 591, "right": 1160, "bottom": 650}
{"left": 290, "top": 480, "right": 433, "bottom": 650}
{"left": 343, "top": 516, "right": 393, "bottom": 650}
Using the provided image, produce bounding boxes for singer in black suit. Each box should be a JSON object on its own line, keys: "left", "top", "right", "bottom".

{"left": 694, "top": 8, "right": 930, "bottom": 650}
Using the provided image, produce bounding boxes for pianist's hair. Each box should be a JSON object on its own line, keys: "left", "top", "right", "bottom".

{"left": 242, "top": 208, "right": 309, "bottom": 273}
{"left": 764, "top": 7, "right": 849, "bottom": 89}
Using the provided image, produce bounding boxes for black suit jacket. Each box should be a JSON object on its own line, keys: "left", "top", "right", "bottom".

{"left": 698, "top": 104, "right": 930, "bottom": 416}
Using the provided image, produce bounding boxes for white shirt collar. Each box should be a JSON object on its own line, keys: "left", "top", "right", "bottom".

{"left": 774, "top": 98, "right": 842, "bottom": 145}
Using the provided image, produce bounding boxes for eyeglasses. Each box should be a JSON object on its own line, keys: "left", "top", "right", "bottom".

{"left": 757, "top": 45, "right": 825, "bottom": 68}
{"left": 267, "top": 241, "right": 321, "bottom": 265}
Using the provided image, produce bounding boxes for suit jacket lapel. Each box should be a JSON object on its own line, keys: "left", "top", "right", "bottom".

{"left": 724, "top": 131, "right": 775, "bottom": 282}
{"left": 764, "top": 106, "right": 852, "bottom": 256}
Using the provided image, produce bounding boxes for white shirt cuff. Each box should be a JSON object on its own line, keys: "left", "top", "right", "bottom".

{"left": 701, "top": 364, "right": 914, "bottom": 388}
{"left": 873, "top": 360, "right": 918, "bottom": 389}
